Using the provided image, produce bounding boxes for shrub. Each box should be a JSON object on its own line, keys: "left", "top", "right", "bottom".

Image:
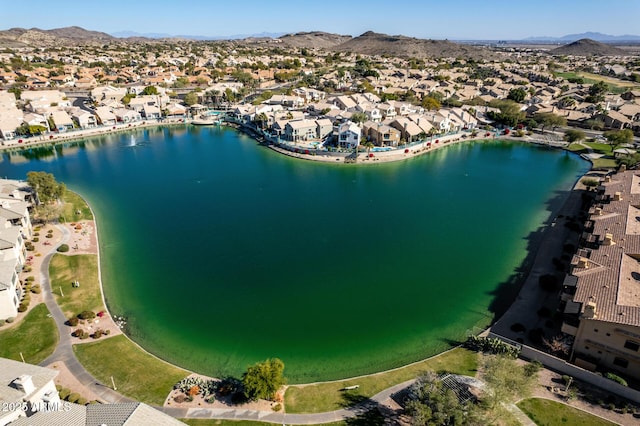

{"left": 31, "top": 285, "right": 41, "bottom": 294}
{"left": 32, "top": 237, "right": 39, "bottom": 243}
{"left": 561, "top": 375, "right": 572, "bottom": 385}
{"left": 77, "top": 397, "right": 88, "bottom": 406}
{"left": 58, "top": 388, "right": 71, "bottom": 400}
{"left": 524, "top": 360, "right": 543, "bottom": 377}
{"left": 273, "top": 403, "right": 282, "bottom": 412}
{"left": 104, "top": 329, "right": 111, "bottom": 335}
{"left": 45, "top": 234, "right": 53, "bottom": 238}
{"left": 18, "top": 303, "right": 28, "bottom": 312}
{"left": 34, "top": 232, "right": 40, "bottom": 237}
{"left": 205, "top": 395, "right": 215, "bottom": 404}
{"left": 57, "top": 244, "right": 69, "bottom": 252}
{"left": 605, "top": 372, "right": 628, "bottom": 387}
{"left": 78, "top": 310, "right": 96, "bottom": 320}
{"left": 173, "top": 394, "right": 186, "bottom": 403}
{"left": 5, "top": 317, "right": 15, "bottom": 323}
{"left": 67, "top": 393, "right": 80, "bottom": 404}
{"left": 67, "top": 317, "right": 79, "bottom": 326}
{"left": 22, "top": 266, "right": 32, "bottom": 273}
{"left": 34, "top": 226, "right": 41, "bottom": 232}
{"left": 464, "top": 335, "right": 520, "bottom": 358}
{"left": 71, "top": 328, "right": 84, "bottom": 337}
{"left": 25, "top": 276, "right": 35, "bottom": 282}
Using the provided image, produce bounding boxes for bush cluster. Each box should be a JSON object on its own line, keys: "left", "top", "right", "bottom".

{"left": 464, "top": 335, "right": 521, "bottom": 358}
{"left": 57, "top": 244, "right": 69, "bottom": 252}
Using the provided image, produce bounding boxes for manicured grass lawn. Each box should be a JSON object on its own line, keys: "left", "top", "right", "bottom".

{"left": 517, "top": 398, "right": 616, "bottom": 426}
{"left": 49, "top": 254, "right": 102, "bottom": 318}
{"left": 61, "top": 191, "right": 93, "bottom": 222}
{"left": 182, "top": 421, "right": 344, "bottom": 426}
{"left": 583, "top": 142, "right": 613, "bottom": 155}
{"left": 0, "top": 303, "right": 58, "bottom": 364}
{"left": 73, "top": 334, "right": 188, "bottom": 406}
{"left": 285, "top": 347, "right": 477, "bottom": 414}
{"left": 592, "top": 158, "right": 618, "bottom": 169}
{"left": 555, "top": 72, "right": 639, "bottom": 93}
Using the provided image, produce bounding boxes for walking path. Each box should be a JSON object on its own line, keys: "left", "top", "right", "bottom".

{"left": 38, "top": 224, "right": 132, "bottom": 404}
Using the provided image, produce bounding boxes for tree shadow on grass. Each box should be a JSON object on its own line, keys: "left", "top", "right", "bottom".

{"left": 341, "top": 391, "right": 404, "bottom": 426}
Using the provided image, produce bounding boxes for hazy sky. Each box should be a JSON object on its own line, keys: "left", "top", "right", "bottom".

{"left": 2, "top": 0, "right": 639, "bottom": 40}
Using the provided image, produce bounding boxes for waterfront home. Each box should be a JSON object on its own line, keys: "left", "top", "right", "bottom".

{"left": 594, "top": 111, "right": 632, "bottom": 130}
{"left": 449, "top": 107, "right": 478, "bottom": 130}
{"left": 23, "top": 113, "right": 50, "bottom": 132}
{"left": 316, "top": 118, "right": 333, "bottom": 140}
{"left": 95, "top": 107, "right": 117, "bottom": 126}
{"left": 562, "top": 171, "right": 640, "bottom": 381}
{"left": 338, "top": 121, "right": 361, "bottom": 149}
{"left": 0, "top": 106, "right": 23, "bottom": 142}
{"left": 355, "top": 104, "right": 382, "bottom": 122}
{"left": 142, "top": 104, "right": 161, "bottom": 120}
{"left": 49, "top": 111, "right": 74, "bottom": 132}
{"left": 112, "top": 108, "right": 141, "bottom": 123}
{"left": 364, "top": 122, "right": 401, "bottom": 147}
{"left": 284, "top": 119, "right": 318, "bottom": 143}
{"left": 71, "top": 109, "right": 97, "bottom": 129}
{"left": 389, "top": 117, "right": 425, "bottom": 143}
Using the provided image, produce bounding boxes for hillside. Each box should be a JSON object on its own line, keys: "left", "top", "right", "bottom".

{"left": 333, "top": 31, "right": 497, "bottom": 60}
{"left": 550, "top": 38, "right": 630, "bottom": 56}
{"left": 279, "top": 31, "right": 352, "bottom": 49}
{"left": 0, "top": 26, "right": 113, "bottom": 47}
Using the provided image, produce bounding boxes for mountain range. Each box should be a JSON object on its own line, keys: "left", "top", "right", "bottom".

{"left": 525, "top": 31, "right": 640, "bottom": 42}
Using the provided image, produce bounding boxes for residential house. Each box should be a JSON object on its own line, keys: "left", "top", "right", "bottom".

{"left": 449, "top": 108, "right": 478, "bottom": 130}
{"left": 70, "top": 109, "right": 97, "bottom": 129}
{"left": 0, "top": 358, "right": 60, "bottom": 425}
{"left": 316, "top": 118, "right": 333, "bottom": 140}
{"left": 0, "top": 106, "right": 23, "bottom": 143}
{"left": 365, "top": 123, "right": 401, "bottom": 147}
{"left": 284, "top": 119, "right": 318, "bottom": 142}
{"left": 50, "top": 110, "right": 74, "bottom": 132}
{"left": 22, "top": 113, "right": 50, "bottom": 132}
{"left": 618, "top": 103, "right": 640, "bottom": 122}
{"left": 142, "top": 104, "right": 161, "bottom": 120}
{"left": 389, "top": 117, "right": 424, "bottom": 143}
{"left": 112, "top": 108, "right": 141, "bottom": 123}
{"left": 594, "top": 111, "right": 632, "bottom": 130}
{"left": 332, "top": 95, "right": 357, "bottom": 111}
{"left": 91, "top": 85, "right": 127, "bottom": 103}
{"left": 561, "top": 171, "right": 640, "bottom": 381}
{"left": 95, "top": 107, "right": 117, "bottom": 126}
{"left": 355, "top": 104, "right": 382, "bottom": 122}
{"left": 338, "top": 121, "right": 361, "bottom": 149}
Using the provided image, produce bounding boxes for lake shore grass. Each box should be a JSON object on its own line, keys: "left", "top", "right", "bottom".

{"left": 73, "top": 334, "right": 188, "bottom": 406}
{"left": 0, "top": 303, "right": 58, "bottom": 364}
{"left": 284, "top": 347, "right": 477, "bottom": 414}
{"left": 49, "top": 253, "right": 102, "bottom": 319}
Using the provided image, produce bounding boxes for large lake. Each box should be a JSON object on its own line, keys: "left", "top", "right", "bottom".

{"left": 0, "top": 126, "right": 589, "bottom": 382}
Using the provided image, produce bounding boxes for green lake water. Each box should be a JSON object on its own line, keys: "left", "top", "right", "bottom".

{"left": 0, "top": 126, "right": 589, "bottom": 382}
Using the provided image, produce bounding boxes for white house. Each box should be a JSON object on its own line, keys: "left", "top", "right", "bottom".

{"left": 49, "top": 110, "right": 74, "bottom": 132}
{"left": 338, "top": 121, "right": 361, "bottom": 149}
{"left": 0, "top": 358, "right": 60, "bottom": 425}
{"left": 71, "top": 109, "right": 97, "bottom": 129}
{"left": 95, "top": 107, "right": 117, "bottom": 126}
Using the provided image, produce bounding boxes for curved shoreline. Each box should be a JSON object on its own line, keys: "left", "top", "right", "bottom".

{"left": 63, "top": 136, "right": 587, "bottom": 384}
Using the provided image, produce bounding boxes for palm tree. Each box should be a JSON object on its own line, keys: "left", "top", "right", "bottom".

{"left": 364, "top": 141, "right": 375, "bottom": 155}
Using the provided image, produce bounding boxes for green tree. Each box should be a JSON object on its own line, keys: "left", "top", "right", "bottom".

{"left": 254, "top": 112, "right": 269, "bottom": 130}
{"left": 482, "top": 355, "right": 537, "bottom": 410}
{"left": 351, "top": 112, "right": 367, "bottom": 124}
{"left": 142, "top": 86, "right": 158, "bottom": 96}
{"left": 507, "top": 87, "right": 527, "bottom": 103}
{"left": 533, "top": 112, "right": 566, "bottom": 133}
{"left": 604, "top": 129, "right": 634, "bottom": 146}
{"left": 405, "top": 372, "right": 473, "bottom": 426}
{"left": 242, "top": 358, "right": 285, "bottom": 401}
{"left": 26, "top": 171, "right": 66, "bottom": 204}
{"left": 487, "top": 100, "right": 525, "bottom": 127}
{"left": 564, "top": 129, "right": 586, "bottom": 143}
{"left": 183, "top": 91, "right": 198, "bottom": 106}
{"left": 422, "top": 96, "right": 441, "bottom": 111}
{"left": 586, "top": 81, "right": 608, "bottom": 103}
